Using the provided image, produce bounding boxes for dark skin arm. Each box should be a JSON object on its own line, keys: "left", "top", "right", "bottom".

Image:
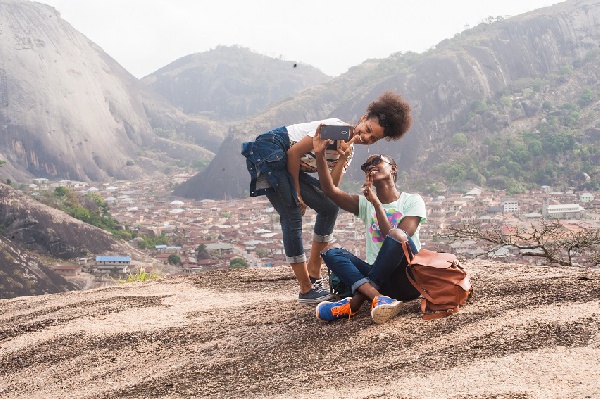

{"left": 329, "top": 134, "right": 353, "bottom": 186}
{"left": 314, "top": 128, "right": 360, "bottom": 215}
{"left": 287, "top": 129, "right": 353, "bottom": 215}
{"left": 329, "top": 153, "right": 346, "bottom": 187}
{"left": 286, "top": 135, "right": 314, "bottom": 215}
{"left": 316, "top": 128, "right": 422, "bottom": 237}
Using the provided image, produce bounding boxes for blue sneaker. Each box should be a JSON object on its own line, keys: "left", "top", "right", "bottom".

{"left": 370, "top": 295, "right": 403, "bottom": 324}
{"left": 316, "top": 297, "right": 357, "bottom": 321}
{"left": 298, "top": 287, "right": 333, "bottom": 304}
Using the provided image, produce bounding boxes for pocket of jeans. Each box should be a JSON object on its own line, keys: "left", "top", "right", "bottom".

{"left": 263, "top": 148, "right": 286, "bottom": 170}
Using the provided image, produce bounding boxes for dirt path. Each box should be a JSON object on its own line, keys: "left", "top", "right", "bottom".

{"left": 0, "top": 260, "right": 599, "bottom": 399}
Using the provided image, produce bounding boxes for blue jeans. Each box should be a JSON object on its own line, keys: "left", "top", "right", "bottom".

{"left": 267, "top": 171, "right": 339, "bottom": 264}
{"left": 321, "top": 233, "right": 421, "bottom": 301}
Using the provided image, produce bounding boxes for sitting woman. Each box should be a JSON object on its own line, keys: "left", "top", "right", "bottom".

{"left": 312, "top": 134, "right": 427, "bottom": 324}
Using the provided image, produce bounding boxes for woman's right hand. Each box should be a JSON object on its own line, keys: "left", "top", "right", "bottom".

{"left": 298, "top": 195, "right": 307, "bottom": 216}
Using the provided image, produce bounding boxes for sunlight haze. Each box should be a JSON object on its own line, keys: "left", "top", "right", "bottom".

{"left": 38, "top": 0, "right": 563, "bottom": 78}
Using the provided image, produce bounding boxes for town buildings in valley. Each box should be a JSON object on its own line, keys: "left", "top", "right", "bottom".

{"left": 36, "top": 175, "right": 600, "bottom": 273}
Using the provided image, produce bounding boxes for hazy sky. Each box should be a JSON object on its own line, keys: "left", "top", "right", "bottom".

{"left": 38, "top": 0, "right": 564, "bottom": 79}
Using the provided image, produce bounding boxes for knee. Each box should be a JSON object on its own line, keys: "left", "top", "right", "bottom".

{"left": 388, "top": 228, "right": 408, "bottom": 242}
{"left": 320, "top": 242, "right": 342, "bottom": 258}
{"left": 321, "top": 201, "right": 339, "bottom": 217}
{"left": 329, "top": 202, "right": 340, "bottom": 215}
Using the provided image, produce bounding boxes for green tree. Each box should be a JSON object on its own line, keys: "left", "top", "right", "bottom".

{"left": 54, "top": 186, "right": 68, "bottom": 197}
{"left": 167, "top": 254, "right": 181, "bottom": 265}
{"left": 255, "top": 248, "right": 268, "bottom": 258}
{"left": 196, "top": 244, "right": 211, "bottom": 260}
{"left": 443, "top": 163, "right": 466, "bottom": 184}
{"left": 527, "top": 140, "right": 543, "bottom": 156}
{"left": 578, "top": 88, "right": 596, "bottom": 107}
{"left": 230, "top": 257, "right": 248, "bottom": 268}
{"left": 451, "top": 132, "right": 468, "bottom": 148}
{"left": 138, "top": 233, "right": 170, "bottom": 249}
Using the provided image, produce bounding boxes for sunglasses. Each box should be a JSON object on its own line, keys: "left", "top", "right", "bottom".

{"left": 360, "top": 156, "right": 390, "bottom": 172}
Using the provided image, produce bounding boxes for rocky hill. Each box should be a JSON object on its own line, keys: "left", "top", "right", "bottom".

{"left": 175, "top": 0, "right": 600, "bottom": 199}
{"left": 142, "top": 45, "right": 330, "bottom": 121}
{"left": 0, "top": 182, "right": 152, "bottom": 298}
{"left": 2, "top": 0, "right": 598, "bottom": 195}
{"left": 0, "top": 234, "right": 76, "bottom": 299}
{"left": 0, "top": 261, "right": 598, "bottom": 398}
{"left": 0, "top": 1, "right": 327, "bottom": 182}
{"left": 0, "top": 0, "right": 159, "bottom": 182}
{"left": 0, "top": 182, "right": 146, "bottom": 260}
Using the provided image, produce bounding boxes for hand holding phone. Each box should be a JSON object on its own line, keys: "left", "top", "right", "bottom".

{"left": 320, "top": 124, "right": 353, "bottom": 141}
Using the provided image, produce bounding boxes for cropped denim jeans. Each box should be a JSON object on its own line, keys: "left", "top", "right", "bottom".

{"left": 267, "top": 169, "right": 338, "bottom": 264}
{"left": 321, "top": 232, "right": 421, "bottom": 301}
{"left": 243, "top": 127, "right": 339, "bottom": 264}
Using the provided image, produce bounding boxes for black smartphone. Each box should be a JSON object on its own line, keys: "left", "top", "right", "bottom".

{"left": 321, "top": 124, "right": 353, "bottom": 141}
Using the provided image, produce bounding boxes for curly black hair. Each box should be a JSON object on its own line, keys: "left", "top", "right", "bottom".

{"left": 366, "top": 91, "right": 412, "bottom": 141}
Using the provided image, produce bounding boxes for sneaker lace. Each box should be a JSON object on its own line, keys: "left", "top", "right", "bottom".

{"left": 372, "top": 296, "right": 382, "bottom": 309}
{"left": 311, "top": 278, "right": 323, "bottom": 290}
{"left": 331, "top": 301, "right": 353, "bottom": 319}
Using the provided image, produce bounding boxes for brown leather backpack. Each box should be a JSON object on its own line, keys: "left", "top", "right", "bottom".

{"left": 402, "top": 242, "right": 473, "bottom": 320}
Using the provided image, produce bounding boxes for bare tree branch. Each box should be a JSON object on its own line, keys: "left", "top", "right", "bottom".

{"left": 444, "top": 219, "right": 599, "bottom": 267}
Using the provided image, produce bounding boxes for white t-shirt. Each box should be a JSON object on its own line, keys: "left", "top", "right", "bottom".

{"left": 358, "top": 192, "right": 427, "bottom": 264}
{"left": 286, "top": 118, "right": 353, "bottom": 173}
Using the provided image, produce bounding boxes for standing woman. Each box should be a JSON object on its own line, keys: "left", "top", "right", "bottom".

{"left": 241, "top": 91, "right": 412, "bottom": 304}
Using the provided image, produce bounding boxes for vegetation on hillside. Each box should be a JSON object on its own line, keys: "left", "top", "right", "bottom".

{"left": 117, "top": 267, "right": 161, "bottom": 283}
{"left": 137, "top": 233, "right": 171, "bottom": 250}
{"left": 409, "top": 53, "right": 600, "bottom": 195}
{"left": 230, "top": 257, "right": 248, "bottom": 268}
{"left": 35, "top": 187, "right": 136, "bottom": 240}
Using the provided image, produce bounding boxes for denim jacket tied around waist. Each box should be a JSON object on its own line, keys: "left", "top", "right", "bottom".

{"left": 241, "top": 126, "right": 299, "bottom": 202}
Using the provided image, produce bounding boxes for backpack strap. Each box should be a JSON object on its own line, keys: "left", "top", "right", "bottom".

{"left": 403, "top": 241, "right": 437, "bottom": 304}
{"left": 421, "top": 300, "right": 460, "bottom": 320}
{"left": 401, "top": 240, "right": 414, "bottom": 263}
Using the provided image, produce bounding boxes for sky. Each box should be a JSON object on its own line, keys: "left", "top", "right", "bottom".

{"left": 38, "top": 0, "right": 564, "bottom": 79}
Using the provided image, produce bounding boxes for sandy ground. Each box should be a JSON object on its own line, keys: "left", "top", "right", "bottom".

{"left": 0, "top": 260, "right": 599, "bottom": 399}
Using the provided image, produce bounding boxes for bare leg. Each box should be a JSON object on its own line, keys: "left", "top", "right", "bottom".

{"left": 356, "top": 281, "right": 381, "bottom": 301}
{"left": 307, "top": 240, "right": 328, "bottom": 279}
{"left": 349, "top": 292, "right": 369, "bottom": 313}
{"left": 291, "top": 262, "right": 312, "bottom": 294}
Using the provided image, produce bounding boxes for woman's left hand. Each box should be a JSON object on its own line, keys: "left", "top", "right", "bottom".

{"left": 337, "top": 139, "right": 353, "bottom": 159}
{"left": 362, "top": 170, "right": 380, "bottom": 206}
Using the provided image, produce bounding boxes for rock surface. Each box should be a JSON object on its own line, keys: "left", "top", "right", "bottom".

{"left": 0, "top": 0, "right": 159, "bottom": 181}
{"left": 1, "top": 260, "right": 598, "bottom": 399}
{"left": 0, "top": 183, "right": 145, "bottom": 260}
